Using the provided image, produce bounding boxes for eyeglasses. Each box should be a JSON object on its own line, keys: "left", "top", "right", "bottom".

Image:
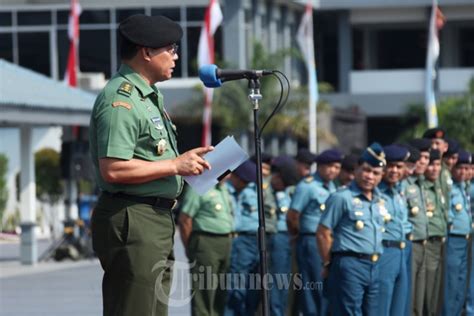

{"left": 168, "top": 43, "right": 179, "bottom": 55}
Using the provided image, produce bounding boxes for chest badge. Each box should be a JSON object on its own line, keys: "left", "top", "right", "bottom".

{"left": 411, "top": 206, "right": 419, "bottom": 216}
{"left": 157, "top": 139, "right": 167, "bottom": 156}
{"left": 151, "top": 117, "right": 164, "bottom": 130}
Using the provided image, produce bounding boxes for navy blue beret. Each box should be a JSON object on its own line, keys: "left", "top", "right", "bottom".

{"left": 445, "top": 138, "right": 460, "bottom": 157}
{"left": 316, "top": 149, "right": 343, "bottom": 164}
{"left": 361, "top": 142, "right": 386, "bottom": 167}
{"left": 455, "top": 150, "right": 472, "bottom": 165}
{"left": 295, "top": 148, "right": 317, "bottom": 165}
{"left": 383, "top": 145, "right": 410, "bottom": 162}
{"left": 271, "top": 155, "right": 300, "bottom": 187}
{"left": 233, "top": 160, "right": 257, "bottom": 183}
{"left": 429, "top": 149, "right": 441, "bottom": 162}
{"left": 423, "top": 127, "right": 446, "bottom": 140}
{"left": 251, "top": 153, "right": 273, "bottom": 164}
{"left": 399, "top": 144, "right": 420, "bottom": 163}
{"left": 119, "top": 15, "right": 183, "bottom": 48}
{"left": 408, "top": 138, "right": 432, "bottom": 152}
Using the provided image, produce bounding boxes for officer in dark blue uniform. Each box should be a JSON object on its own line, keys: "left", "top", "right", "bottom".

{"left": 268, "top": 156, "right": 299, "bottom": 316}
{"left": 316, "top": 143, "right": 386, "bottom": 316}
{"left": 442, "top": 150, "right": 472, "bottom": 316}
{"left": 287, "top": 149, "right": 343, "bottom": 315}
{"left": 376, "top": 145, "right": 411, "bottom": 316}
{"left": 225, "top": 160, "right": 259, "bottom": 316}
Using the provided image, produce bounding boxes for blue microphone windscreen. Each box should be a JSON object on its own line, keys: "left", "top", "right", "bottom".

{"left": 199, "top": 64, "right": 222, "bottom": 88}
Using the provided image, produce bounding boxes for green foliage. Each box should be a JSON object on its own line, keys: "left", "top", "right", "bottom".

{"left": 0, "top": 154, "right": 8, "bottom": 225}
{"left": 177, "top": 42, "right": 337, "bottom": 145}
{"left": 35, "top": 148, "right": 63, "bottom": 203}
{"left": 400, "top": 78, "right": 474, "bottom": 151}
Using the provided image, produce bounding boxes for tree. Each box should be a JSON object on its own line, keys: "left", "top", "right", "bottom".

{"left": 35, "top": 148, "right": 63, "bottom": 203}
{"left": 176, "top": 42, "right": 338, "bottom": 146}
{"left": 0, "top": 154, "right": 8, "bottom": 225}
{"left": 400, "top": 78, "right": 474, "bottom": 151}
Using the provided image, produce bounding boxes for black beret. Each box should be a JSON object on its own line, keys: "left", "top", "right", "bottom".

{"left": 423, "top": 127, "right": 446, "bottom": 140}
{"left": 119, "top": 14, "right": 183, "bottom": 48}
{"left": 233, "top": 160, "right": 257, "bottom": 183}
{"left": 408, "top": 138, "right": 432, "bottom": 152}
{"left": 455, "top": 150, "right": 472, "bottom": 165}
{"left": 341, "top": 154, "right": 358, "bottom": 171}
{"left": 444, "top": 138, "right": 460, "bottom": 157}
{"left": 360, "top": 143, "right": 386, "bottom": 167}
{"left": 271, "top": 156, "right": 300, "bottom": 187}
{"left": 295, "top": 148, "right": 317, "bottom": 165}
{"left": 429, "top": 149, "right": 441, "bottom": 163}
{"left": 316, "top": 149, "right": 343, "bottom": 164}
{"left": 383, "top": 145, "right": 410, "bottom": 162}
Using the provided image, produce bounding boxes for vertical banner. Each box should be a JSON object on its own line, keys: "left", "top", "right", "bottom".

{"left": 197, "top": 0, "right": 223, "bottom": 146}
{"left": 297, "top": 1, "right": 319, "bottom": 153}
{"left": 424, "top": 0, "right": 445, "bottom": 128}
{"left": 64, "top": 0, "right": 81, "bottom": 88}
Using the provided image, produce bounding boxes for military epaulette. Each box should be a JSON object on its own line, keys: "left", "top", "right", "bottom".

{"left": 304, "top": 176, "right": 314, "bottom": 183}
{"left": 117, "top": 81, "right": 134, "bottom": 97}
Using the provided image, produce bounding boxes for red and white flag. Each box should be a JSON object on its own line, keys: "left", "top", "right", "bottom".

{"left": 197, "top": 0, "right": 223, "bottom": 146}
{"left": 64, "top": 0, "right": 81, "bottom": 87}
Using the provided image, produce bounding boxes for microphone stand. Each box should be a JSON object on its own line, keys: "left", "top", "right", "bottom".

{"left": 248, "top": 78, "right": 269, "bottom": 316}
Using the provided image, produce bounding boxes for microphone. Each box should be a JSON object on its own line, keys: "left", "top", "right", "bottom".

{"left": 199, "top": 64, "right": 273, "bottom": 88}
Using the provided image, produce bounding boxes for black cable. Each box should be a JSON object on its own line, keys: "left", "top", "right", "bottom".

{"left": 258, "top": 70, "right": 291, "bottom": 138}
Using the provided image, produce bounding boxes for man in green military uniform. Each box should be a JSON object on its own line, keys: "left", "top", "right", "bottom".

{"left": 422, "top": 149, "right": 448, "bottom": 316}
{"left": 179, "top": 182, "right": 234, "bottom": 316}
{"left": 405, "top": 138, "right": 431, "bottom": 316}
{"left": 89, "top": 15, "right": 213, "bottom": 316}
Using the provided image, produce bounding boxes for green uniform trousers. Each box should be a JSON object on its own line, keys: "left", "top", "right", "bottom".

{"left": 91, "top": 193, "right": 175, "bottom": 316}
{"left": 424, "top": 238, "right": 445, "bottom": 316}
{"left": 411, "top": 241, "right": 427, "bottom": 316}
{"left": 187, "top": 231, "right": 232, "bottom": 316}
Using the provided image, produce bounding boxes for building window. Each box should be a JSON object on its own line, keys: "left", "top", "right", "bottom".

{"left": 0, "top": 33, "right": 13, "bottom": 62}
{"left": 151, "top": 8, "right": 180, "bottom": 21}
{"left": 0, "top": 12, "right": 12, "bottom": 26}
{"left": 80, "top": 10, "right": 110, "bottom": 24}
{"left": 79, "top": 29, "right": 111, "bottom": 77}
{"left": 18, "top": 32, "right": 50, "bottom": 76}
{"left": 375, "top": 29, "right": 426, "bottom": 69}
{"left": 17, "top": 11, "right": 51, "bottom": 25}
{"left": 459, "top": 27, "right": 474, "bottom": 67}
{"left": 57, "top": 30, "right": 69, "bottom": 80}
{"left": 117, "top": 8, "right": 145, "bottom": 23}
{"left": 186, "top": 7, "right": 205, "bottom": 22}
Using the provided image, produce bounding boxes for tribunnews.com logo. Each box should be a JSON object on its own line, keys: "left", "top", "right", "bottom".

{"left": 152, "top": 260, "right": 323, "bottom": 308}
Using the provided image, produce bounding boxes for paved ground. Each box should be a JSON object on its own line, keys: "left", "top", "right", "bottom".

{"left": 0, "top": 234, "right": 191, "bottom": 316}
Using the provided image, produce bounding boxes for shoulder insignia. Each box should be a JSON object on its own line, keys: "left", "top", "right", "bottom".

{"left": 305, "top": 176, "right": 314, "bottom": 183}
{"left": 112, "top": 101, "right": 132, "bottom": 110}
{"left": 118, "top": 82, "right": 134, "bottom": 96}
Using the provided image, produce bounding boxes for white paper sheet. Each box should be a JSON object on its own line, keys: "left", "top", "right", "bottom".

{"left": 183, "top": 136, "right": 249, "bottom": 195}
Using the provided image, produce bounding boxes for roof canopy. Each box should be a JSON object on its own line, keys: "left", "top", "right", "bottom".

{"left": 0, "top": 59, "right": 96, "bottom": 127}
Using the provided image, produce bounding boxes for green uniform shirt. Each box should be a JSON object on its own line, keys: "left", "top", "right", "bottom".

{"left": 405, "top": 175, "right": 429, "bottom": 241}
{"left": 181, "top": 184, "right": 234, "bottom": 234}
{"left": 89, "top": 64, "right": 183, "bottom": 198}
{"left": 262, "top": 178, "right": 278, "bottom": 234}
{"left": 423, "top": 179, "right": 447, "bottom": 237}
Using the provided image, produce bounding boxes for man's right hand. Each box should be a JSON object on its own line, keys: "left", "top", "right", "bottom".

{"left": 173, "top": 146, "right": 214, "bottom": 176}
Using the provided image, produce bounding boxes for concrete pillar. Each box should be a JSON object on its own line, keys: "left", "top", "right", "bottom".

{"left": 223, "top": 0, "right": 247, "bottom": 68}
{"left": 338, "top": 10, "right": 352, "bottom": 93}
{"left": 20, "top": 126, "right": 37, "bottom": 265}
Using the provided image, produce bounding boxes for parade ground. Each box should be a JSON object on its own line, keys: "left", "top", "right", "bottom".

{"left": 0, "top": 234, "right": 191, "bottom": 316}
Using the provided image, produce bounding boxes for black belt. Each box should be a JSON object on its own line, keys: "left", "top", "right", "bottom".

{"left": 193, "top": 231, "right": 233, "bottom": 238}
{"left": 449, "top": 233, "right": 470, "bottom": 240}
{"left": 427, "top": 236, "right": 446, "bottom": 242}
{"left": 300, "top": 232, "right": 316, "bottom": 236}
{"left": 332, "top": 251, "right": 381, "bottom": 263}
{"left": 382, "top": 240, "right": 407, "bottom": 249}
{"left": 412, "top": 239, "right": 428, "bottom": 245}
{"left": 103, "top": 192, "right": 177, "bottom": 210}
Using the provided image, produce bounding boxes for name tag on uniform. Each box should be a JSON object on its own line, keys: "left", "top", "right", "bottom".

{"left": 151, "top": 116, "right": 164, "bottom": 129}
